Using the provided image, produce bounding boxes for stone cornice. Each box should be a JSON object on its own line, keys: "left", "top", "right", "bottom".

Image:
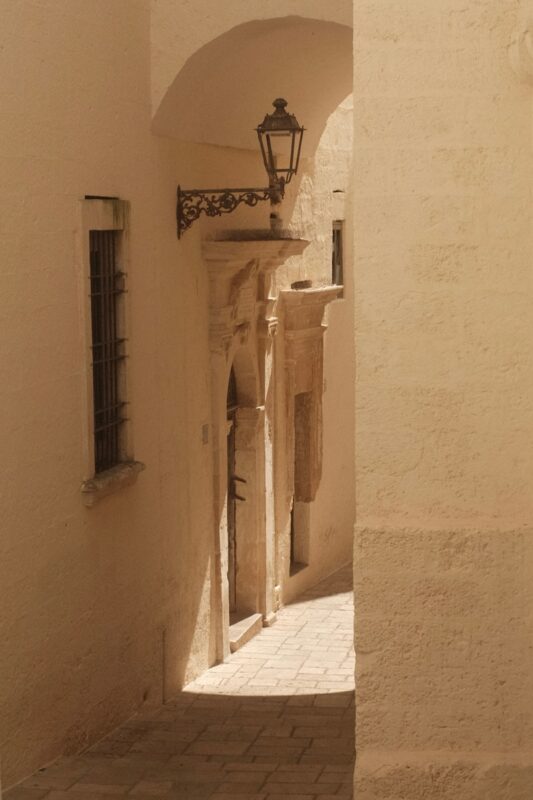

{"left": 280, "top": 285, "right": 342, "bottom": 306}
{"left": 279, "top": 286, "right": 343, "bottom": 333}
{"left": 202, "top": 237, "right": 309, "bottom": 270}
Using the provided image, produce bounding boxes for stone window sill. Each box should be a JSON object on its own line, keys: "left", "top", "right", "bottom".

{"left": 81, "top": 461, "right": 145, "bottom": 507}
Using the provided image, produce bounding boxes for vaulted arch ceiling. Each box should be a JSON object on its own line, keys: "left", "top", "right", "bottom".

{"left": 152, "top": 16, "right": 353, "bottom": 158}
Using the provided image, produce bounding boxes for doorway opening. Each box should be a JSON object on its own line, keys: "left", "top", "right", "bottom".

{"left": 224, "top": 355, "right": 265, "bottom": 653}
{"left": 290, "top": 500, "right": 310, "bottom": 575}
{"left": 226, "top": 366, "right": 243, "bottom": 613}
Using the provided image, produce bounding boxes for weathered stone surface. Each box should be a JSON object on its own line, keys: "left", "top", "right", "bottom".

{"left": 353, "top": 0, "right": 533, "bottom": 795}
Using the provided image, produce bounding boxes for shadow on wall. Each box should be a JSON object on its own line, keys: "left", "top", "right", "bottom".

{"left": 161, "top": 553, "right": 216, "bottom": 695}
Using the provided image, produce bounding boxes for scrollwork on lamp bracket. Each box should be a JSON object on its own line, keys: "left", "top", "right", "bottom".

{"left": 509, "top": 14, "right": 533, "bottom": 85}
{"left": 176, "top": 98, "right": 303, "bottom": 238}
{"left": 177, "top": 182, "right": 284, "bottom": 238}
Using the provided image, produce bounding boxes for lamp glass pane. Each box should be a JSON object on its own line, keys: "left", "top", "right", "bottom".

{"left": 266, "top": 131, "right": 300, "bottom": 177}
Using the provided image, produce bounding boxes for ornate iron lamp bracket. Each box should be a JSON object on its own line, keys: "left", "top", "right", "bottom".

{"left": 176, "top": 182, "right": 284, "bottom": 238}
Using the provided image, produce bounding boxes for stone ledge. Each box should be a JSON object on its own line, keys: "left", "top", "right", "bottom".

{"left": 202, "top": 236, "right": 308, "bottom": 268}
{"left": 81, "top": 461, "right": 145, "bottom": 507}
{"left": 229, "top": 612, "right": 263, "bottom": 653}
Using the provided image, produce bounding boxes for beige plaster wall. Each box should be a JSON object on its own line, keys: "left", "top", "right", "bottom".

{"left": 153, "top": 16, "right": 353, "bottom": 158}
{"left": 0, "top": 1, "right": 225, "bottom": 785}
{"left": 0, "top": 0, "right": 354, "bottom": 787}
{"left": 353, "top": 1, "right": 533, "bottom": 796}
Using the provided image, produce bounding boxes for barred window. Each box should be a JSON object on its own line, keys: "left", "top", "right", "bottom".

{"left": 89, "top": 230, "right": 127, "bottom": 473}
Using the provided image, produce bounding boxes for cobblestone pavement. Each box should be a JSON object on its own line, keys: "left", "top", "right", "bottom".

{"left": 8, "top": 565, "right": 354, "bottom": 800}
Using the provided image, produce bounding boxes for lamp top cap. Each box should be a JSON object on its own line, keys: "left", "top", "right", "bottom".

{"left": 256, "top": 98, "right": 304, "bottom": 133}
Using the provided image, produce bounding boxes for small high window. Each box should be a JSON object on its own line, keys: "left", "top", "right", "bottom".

{"left": 89, "top": 230, "right": 127, "bottom": 473}
{"left": 332, "top": 220, "right": 344, "bottom": 289}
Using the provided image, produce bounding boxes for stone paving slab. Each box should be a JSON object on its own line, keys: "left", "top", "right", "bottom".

{"left": 7, "top": 565, "right": 354, "bottom": 800}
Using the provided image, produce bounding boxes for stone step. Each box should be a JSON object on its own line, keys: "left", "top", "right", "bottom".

{"left": 229, "top": 612, "right": 263, "bottom": 653}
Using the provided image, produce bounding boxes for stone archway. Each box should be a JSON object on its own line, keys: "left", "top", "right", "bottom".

{"left": 151, "top": 14, "right": 353, "bottom": 153}
{"left": 211, "top": 335, "right": 264, "bottom": 659}
{"left": 154, "top": 0, "right": 356, "bottom": 768}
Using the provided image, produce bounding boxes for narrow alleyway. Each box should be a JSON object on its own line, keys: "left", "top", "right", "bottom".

{"left": 9, "top": 566, "right": 354, "bottom": 800}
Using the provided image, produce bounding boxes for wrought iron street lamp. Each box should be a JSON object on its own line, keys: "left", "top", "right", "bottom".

{"left": 177, "top": 98, "right": 304, "bottom": 238}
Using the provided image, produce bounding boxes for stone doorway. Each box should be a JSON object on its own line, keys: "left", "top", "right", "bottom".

{"left": 203, "top": 237, "right": 309, "bottom": 662}
{"left": 226, "top": 368, "right": 237, "bottom": 612}
{"left": 224, "top": 354, "right": 265, "bottom": 651}
{"left": 226, "top": 366, "right": 242, "bottom": 613}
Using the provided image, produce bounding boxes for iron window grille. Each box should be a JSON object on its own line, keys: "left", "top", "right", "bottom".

{"left": 89, "top": 230, "right": 127, "bottom": 473}
{"left": 332, "top": 220, "right": 344, "bottom": 290}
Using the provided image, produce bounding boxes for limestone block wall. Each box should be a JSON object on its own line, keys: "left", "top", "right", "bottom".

{"left": 274, "top": 100, "right": 355, "bottom": 600}
{"left": 353, "top": 1, "right": 533, "bottom": 796}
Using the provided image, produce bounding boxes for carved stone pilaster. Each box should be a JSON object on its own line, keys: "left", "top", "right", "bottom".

{"left": 281, "top": 286, "right": 341, "bottom": 391}
{"left": 266, "top": 317, "right": 279, "bottom": 338}
{"left": 280, "top": 286, "right": 342, "bottom": 503}
{"left": 202, "top": 238, "right": 308, "bottom": 355}
{"left": 257, "top": 315, "right": 279, "bottom": 340}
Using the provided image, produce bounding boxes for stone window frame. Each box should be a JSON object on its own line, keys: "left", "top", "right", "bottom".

{"left": 77, "top": 197, "right": 144, "bottom": 507}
